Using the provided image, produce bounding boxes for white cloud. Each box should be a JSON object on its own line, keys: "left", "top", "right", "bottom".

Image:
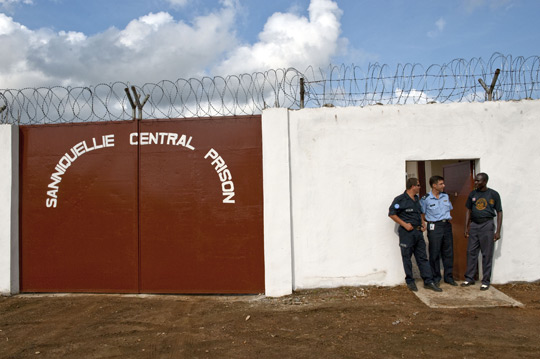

{"left": 394, "top": 88, "right": 433, "bottom": 104}
{"left": 0, "top": 0, "right": 348, "bottom": 89}
{"left": 59, "top": 30, "right": 87, "bottom": 45}
{"left": 490, "top": 0, "right": 514, "bottom": 10}
{"left": 462, "top": 0, "right": 514, "bottom": 14}
{"left": 463, "top": 0, "right": 485, "bottom": 13}
{"left": 427, "top": 17, "right": 446, "bottom": 38}
{"left": 0, "top": 0, "right": 32, "bottom": 5}
{"left": 214, "top": 0, "right": 346, "bottom": 75}
{"left": 0, "top": 3, "right": 239, "bottom": 87}
{"left": 436, "top": 18, "right": 446, "bottom": 31}
{"left": 0, "top": 0, "right": 31, "bottom": 12}
{"left": 166, "top": 0, "right": 189, "bottom": 8}
{"left": 118, "top": 12, "right": 175, "bottom": 48}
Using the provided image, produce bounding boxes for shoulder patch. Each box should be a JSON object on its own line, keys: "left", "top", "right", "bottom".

{"left": 421, "top": 194, "right": 428, "bottom": 200}
{"left": 394, "top": 204, "right": 400, "bottom": 209}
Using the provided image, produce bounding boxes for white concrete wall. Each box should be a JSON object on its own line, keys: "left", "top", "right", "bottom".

{"left": 261, "top": 100, "right": 540, "bottom": 293}
{"left": 0, "top": 125, "right": 19, "bottom": 295}
{"left": 262, "top": 108, "right": 294, "bottom": 296}
{"left": 4, "top": 101, "right": 540, "bottom": 296}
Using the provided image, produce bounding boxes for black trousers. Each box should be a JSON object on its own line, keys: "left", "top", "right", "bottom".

{"left": 398, "top": 227, "right": 434, "bottom": 285}
{"left": 427, "top": 221, "right": 454, "bottom": 283}
{"left": 465, "top": 220, "right": 495, "bottom": 285}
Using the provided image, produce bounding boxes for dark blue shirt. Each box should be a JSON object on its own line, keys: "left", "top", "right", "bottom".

{"left": 466, "top": 188, "right": 502, "bottom": 221}
{"left": 388, "top": 191, "right": 422, "bottom": 226}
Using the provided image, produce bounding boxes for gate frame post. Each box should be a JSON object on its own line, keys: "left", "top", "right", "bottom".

{"left": 262, "top": 108, "right": 294, "bottom": 297}
{"left": 0, "top": 124, "right": 19, "bottom": 295}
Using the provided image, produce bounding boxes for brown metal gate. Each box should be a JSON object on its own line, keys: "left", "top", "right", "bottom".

{"left": 19, "top": 116, "right": 264, "bottom": 293}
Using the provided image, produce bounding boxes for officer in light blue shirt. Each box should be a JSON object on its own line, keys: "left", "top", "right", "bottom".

{"left": 420, "top": 175, "right": 457, "bottom": 287}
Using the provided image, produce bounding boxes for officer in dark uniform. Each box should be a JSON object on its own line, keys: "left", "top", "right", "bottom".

{"left": 420, "top": 175, "right": 458, "bottom": 287}
{"left": 389, "top": 177, "right": 442, "bottom": 292}
{"left": 462, "top": 172, "right": 503, "bottom": 290}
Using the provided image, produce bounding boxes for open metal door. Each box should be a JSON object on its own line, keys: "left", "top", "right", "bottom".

{"left": 443, "top": 161, "right": 475, "bottom": 280}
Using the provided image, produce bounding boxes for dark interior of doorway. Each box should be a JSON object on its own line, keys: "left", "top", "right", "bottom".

{"left": 406, "top": 159, "right": 476, "bottom": 281}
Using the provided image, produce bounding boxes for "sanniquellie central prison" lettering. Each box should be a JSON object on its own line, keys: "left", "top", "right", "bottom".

{"left": 46, "top": 132, "right": 236, "bottom": 208}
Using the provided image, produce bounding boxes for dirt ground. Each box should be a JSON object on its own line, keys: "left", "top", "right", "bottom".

{"left": 1, "top": 282, "right": 540, "bottom": 359}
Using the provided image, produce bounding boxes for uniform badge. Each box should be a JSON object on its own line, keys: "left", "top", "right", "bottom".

{"left": 394, "top": 204, "right": 400, "bottom": 209}
{"left": 489, "top": 199, "right": 495, "bottom": 205}
{"left": 472, "top": 197, "right": 476, "bottom": 201}
{"left": 476, "top": 198, "right": 488, "bottom": 210}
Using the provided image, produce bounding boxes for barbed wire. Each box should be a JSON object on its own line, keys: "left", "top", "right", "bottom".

{"left": 1, "top": 53, "right": 539, "bottom": 125}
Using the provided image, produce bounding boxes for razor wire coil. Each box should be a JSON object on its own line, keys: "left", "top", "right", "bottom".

{"left": 1, "top": 53, "right": 538, "bottom": 124}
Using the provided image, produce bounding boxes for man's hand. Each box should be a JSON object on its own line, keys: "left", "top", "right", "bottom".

{"left": 494, "top": 232, "right": 501, "bottom": 241}
{"left": 389, "top": 215, "right": 414, "bottom": 232}
{"left": 403, "top": 223, "right": 413, "bottom": 231}
{"left": 464, "top": 230, "right": 469, "bottom": 238}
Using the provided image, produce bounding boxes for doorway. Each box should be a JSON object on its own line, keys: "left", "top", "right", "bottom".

{"left": 406, "top": 159, "right": 476, "bottom": 280}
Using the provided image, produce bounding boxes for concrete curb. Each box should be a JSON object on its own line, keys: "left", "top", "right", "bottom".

{"left": 412, "top": 281, "right": 524, "bottom": 308}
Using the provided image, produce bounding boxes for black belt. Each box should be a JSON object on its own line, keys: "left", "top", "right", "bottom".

{"left": 415, "top": 226, "right": 423, "bottom": 231}
{"left": 472, "top": 217, "right": 494, "bottom": 224}
{"left": 428, "top": 219, "right": 450, "bottom": 224}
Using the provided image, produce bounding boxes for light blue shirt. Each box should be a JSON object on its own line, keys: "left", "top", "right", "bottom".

{"left": 420, "top": 191, "right": 453, "bottom": 222}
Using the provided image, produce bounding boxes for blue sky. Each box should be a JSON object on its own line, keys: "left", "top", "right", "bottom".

{"left": 0, "top": 0, "right": 538, "bottom": 88}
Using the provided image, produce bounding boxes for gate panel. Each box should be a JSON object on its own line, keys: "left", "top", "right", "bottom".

{"left": 20, "top": 122, "right": 139, "bottom": 292}
{"left": 138, "top": 116, "right": 264, "bottom": 293}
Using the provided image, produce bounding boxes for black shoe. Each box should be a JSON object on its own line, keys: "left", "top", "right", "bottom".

{"left": 461, "top": 281, "right": 475, "bottom": 287}
{"left": 480, "top": 284, "right": 490, "bottom": 291}
{"left": 434, "top": 281, "right": 441, "bottom": 288}
{"left": 424, "top": 283, "right": 443, "bottom": 292}
{"left": 407, "top": 282, "right": 418, "bottom": 292}
{"left": 445, "top": 279, "right": 458, "bottom": 286}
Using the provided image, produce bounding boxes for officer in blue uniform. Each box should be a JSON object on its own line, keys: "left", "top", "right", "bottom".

{"left": 389, "top": 177, "right": 442, "bottom": 292}
{"left": 420, "top": 175, "right": 458, "bottom": 287}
